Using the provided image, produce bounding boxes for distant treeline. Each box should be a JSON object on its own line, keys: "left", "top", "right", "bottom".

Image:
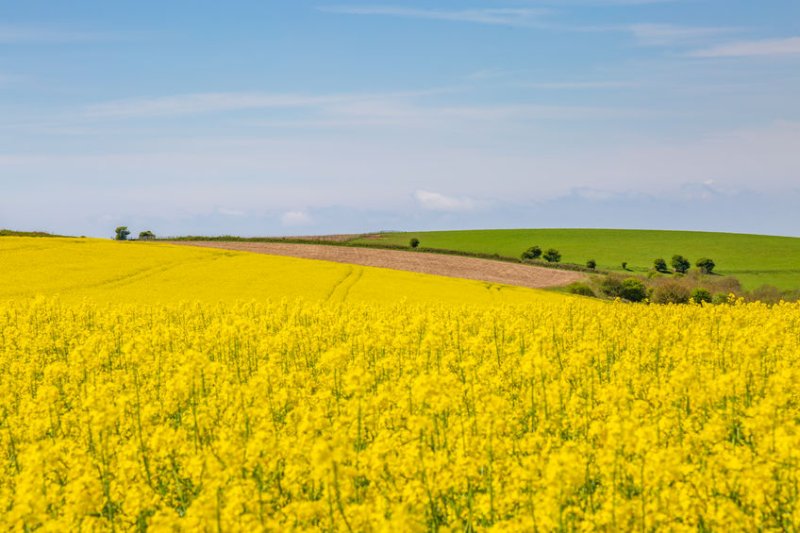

{"left": 0, "top": 229, "right": 68, "bottom": 238}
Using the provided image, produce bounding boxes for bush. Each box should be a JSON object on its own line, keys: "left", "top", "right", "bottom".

{"left": 696, "top": 258, "right": 716, "bottom": 274}
{"left": 748, "top": 285, "right": 785, "bottom": 304}
{"left": 567, "top": 283, "right": 595, "bottom": 297}
{"left": 691, "top": 288, "right": 712, "bottom": 304}
{"left": 586, "top": 259, "right": 597, "bottom": 270}
{"left": 139, "top": 230, "right": 156, "bottom": 240}
{"left": 652, "top": 282, "right": 691, "bottom": 304}
{"left": 114, "top": 226, "right": 130, "bottom": 241}
{"left": 712, "top": 293, "right": 730, "bottom": 305}
{"left": 621, "top": 262, "right": 628, "bottom": 271}
{"left": 521, "top": 246, "right": 542, "bottom": 260}
{"left": 671, "top": 255, "right": 690, "bottom": 274}
{"left": 620, "top": 278, "right": 648, "bottom": 302}
{"left": 653, "top": 258, "right": 668, "bottom": 273}
{"left": 409, "top": 238, "right": 420, "bottom": 248}
{"left": 599, "top": 275, "right": 624, "bottom": 298}
{"left": 543, "top": 249, "right": 561, "bottom": 263}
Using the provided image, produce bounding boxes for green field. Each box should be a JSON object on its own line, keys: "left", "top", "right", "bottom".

{"left": 353, "top": 229, "right": 800, "bottom": 290}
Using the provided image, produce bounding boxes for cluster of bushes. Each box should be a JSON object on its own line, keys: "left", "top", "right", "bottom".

{"left": 521, "top": 246, "right": 720, "bottom": 279}
{"left": 567, "top": 270, "right": 799, "bottom": 305}
{"left": 115, "top": 226, "right": 156, "bottom": 241}
{"left": 653, "top": 255, "right": 715, "bottom": 275}
{"left": 521, "top": 246, "right": 562, "bottom": 263}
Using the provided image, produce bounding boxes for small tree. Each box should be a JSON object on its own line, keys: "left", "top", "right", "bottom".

{"left": 621, "top": 261, "right": 628, "bottom": 271}
{"left": 653, "top": 258, "right": 668, "bottom": 273}
{"left": 691, "top": 288, "right": 712, "bottom": 303}
{"left": 139, "top": 230, "right": 155, "bottom": 240}
{"left": 671, "top": 254, "right": 690, "bottom": 274}
{"left": 543, "top": 248, "right": 561, "bottom": 263}
{"left": 409, "top": 238, "right": 420, "bottom": 248}
{"left": 696, "top": 258, "right": 716, "bottom": 274}
{"left": 114, "top": 226, "right": 130, "bottom": 241}
{"left": 586, "top": 259, "right": 597, "bottom": 270}
{"left": 521, "top": 246, "right": 542, "bottom": 260}
{"left": 620, "top": 278, "right": 647, "bottom": 302}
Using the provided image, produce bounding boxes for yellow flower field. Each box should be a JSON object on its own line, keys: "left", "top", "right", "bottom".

{"left": 0, "top": 237, "right": 555, "bottom": 306}
{"left": 1, "top": 238, "right": 799, "bottom": 530}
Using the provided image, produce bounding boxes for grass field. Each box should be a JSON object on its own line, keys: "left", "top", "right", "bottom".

{"left": 0, "top": 237, "right": 561, "bottom": 306}
{"left": 354, "top": 229, "right": 800, "bottom": 290}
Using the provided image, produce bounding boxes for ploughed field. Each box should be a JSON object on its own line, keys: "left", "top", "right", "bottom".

{"left": 354, "top": 228, "right": 800, "bottom": 290}
{"left": 168, "top": 240, "right": 585, "bottom": 290}
{"left": 2, "top": 236, "right": 800, "bottom": 530}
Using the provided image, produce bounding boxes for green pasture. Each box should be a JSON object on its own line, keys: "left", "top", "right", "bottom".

{"left": 353, "top": 229, "right": 800, "bottom": 290}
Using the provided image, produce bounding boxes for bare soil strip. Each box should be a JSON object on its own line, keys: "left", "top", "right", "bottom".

{"left": 168, "top": 241, "right": 585, "bottom": 290}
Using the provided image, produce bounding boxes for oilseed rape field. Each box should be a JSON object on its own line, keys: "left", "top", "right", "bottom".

{"left": 0, "top": 237, "right": 552, "bottom": 306}
{"left": 2, "top": 238, "right": 800, "bottom": 530}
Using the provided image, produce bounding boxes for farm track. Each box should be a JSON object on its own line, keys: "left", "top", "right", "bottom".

{"left": 167, "top": 241, "right": 585, "bottom": 290}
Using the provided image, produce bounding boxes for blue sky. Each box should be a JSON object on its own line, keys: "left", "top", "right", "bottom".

{"left": 1, "top": 1, "right": 799, "bottom": 237}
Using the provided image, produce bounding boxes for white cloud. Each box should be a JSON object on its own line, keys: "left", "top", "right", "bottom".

{"left": 414, "top": 190, "right": 476, "bottom": 212}
{"left": 83, "top": 88, "right": 454, "bottom": 119}
{"left": 0, "top": 25, "right": 116, "bottom": 44}
{"left": 689, "top": 37, "right": 800, "bottom": 58}
{"left": 628, "top": 24, "right": 736, "bottom": 46}
{"left": 518, "top": 80, "right": 637, "bottom": 90}
{"left": 86, "top": 92, "right": 351, "bottom": 118}
{"left": 79, "top": 90, "right": 651, "bottom": 126}
{"left": 216, "top": 207, "right": 245, "bottom": 217}
{"left": 281, "top": 210, "right": 313, "bottom": 227}
{"left": 320, "top": 6, "right": 549, "bottom": 27}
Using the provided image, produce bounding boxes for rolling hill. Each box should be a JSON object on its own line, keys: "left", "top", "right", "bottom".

{"left": 353, "top": 229, "right": 800, "bottom": 290}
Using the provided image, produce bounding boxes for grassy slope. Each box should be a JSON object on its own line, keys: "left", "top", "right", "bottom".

{"left": 353, "top": 229, "right": 800, "bottom": 290}
{"left": 0, "top": 237, "right": 569, "bottom": 306}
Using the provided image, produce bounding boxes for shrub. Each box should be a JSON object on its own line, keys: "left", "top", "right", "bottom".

{"left": 114, "top": 226, "right": 130, "bottom": 241}
{"left": 621, "top": 262, "right": 628, "bottom": 270}
{"left": 139, "top": 230, "right": 156, "bottom": 240}
{"left": 521, "top": 246, "right": 542, "bottom": 260}
{"left": 586, "top": 259, "right": 597, "bottom": 270}
{"left": 696, "top": 258, "right": 716, "bottom": 274}
{"left": 654, "top": 258, "right": 668, "bottom": 273}
{"left": 599, "top": 275, "right": 624, "bottom": 298}
{"left": 409, "top": 238, "right": 420, "bottom": 248}
{"left": 748, "top": 285, "right": 785, "bottom": 304}
{"left": 620, "top": 278, "right": 648, "bottom": 302}
{"left": 543, "top": 249, "right": 561, "bottom": 263}
{"left": 712, "top": 293, "right": 730, "bottom": 305}
{"left": 652, "top": 282, "right": 691, "bottom": 304}
{"left": 671, "top": 255, "right": 690, "bottom": 274}
{"left": 691, "top": 288, "right": 712, "bottom": 304}
{"left": 567, "top": 283, "right": 595, "bottom": 297}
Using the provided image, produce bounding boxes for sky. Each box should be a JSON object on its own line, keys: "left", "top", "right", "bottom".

{"left": 1, "top": 0, "right": 799, "bottom": 238}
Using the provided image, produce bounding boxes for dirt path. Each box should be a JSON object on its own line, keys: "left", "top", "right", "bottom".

{"left": 168, "top": 241, "right": 585, "bottom": 290}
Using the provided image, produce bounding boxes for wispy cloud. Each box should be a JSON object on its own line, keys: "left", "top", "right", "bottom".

{"left": 689, "top": 37, "right": 800, "bottom": 58}
{"left": 518, "top": 80, "right": 637, "bottom": 90}
{"left": 0, "top": 25, "right": 115, "bottom": 44}
{"left": 83, "top": 90, "right": 653, "bottom": 126}
{"left": 0, "top": 73, "right": 23, "bottom": 86}
{"left": 216, "top": 207, "right": 246, "bottom": 217}
{"left": 281, "top": 210, "right": 313, "bottom": 227}
{"left": 84, "top": 88, "right": 458, "bottom": 119}
{"left": 414, "top": 190, "right": 477, "bottom": 212}
{"left": 85, "top": 92, "right": 352, "bottom": 118}
{"left": 628, "top": 24, "right": 737, "bottom": 46}
{"left": 321, "top": 7, "right": 738, "bottom": 48}
{"left": 320, "top": 6, "right": 549, "bottom": 27}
